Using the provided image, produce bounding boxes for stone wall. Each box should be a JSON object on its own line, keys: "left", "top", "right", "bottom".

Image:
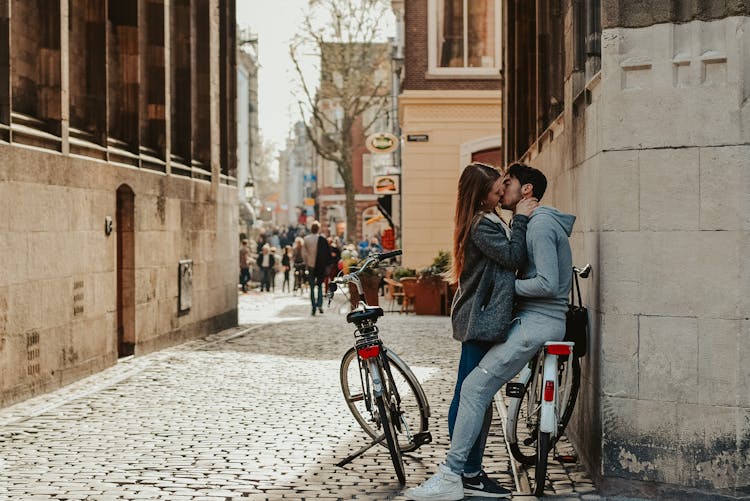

{"left": 0, "top": 147, "right": 238, "bottom": 408}
{"left": 522, "top": 14, "right": 749, "bottom": 497}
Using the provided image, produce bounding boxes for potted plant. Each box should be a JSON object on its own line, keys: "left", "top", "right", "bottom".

{"left": 415, "top": 250, "right": 451, "bottom": 316}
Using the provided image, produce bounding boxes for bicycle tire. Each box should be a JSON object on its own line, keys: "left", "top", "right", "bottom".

{"left": 507, "top": 357, "right": 541, "bottom": 466}
{"left": 340, "top": 347, "right": 429, "bottom": 452}
{"left": 557, "top": 356, "right": 581, "bottom": 437}
{"left": 375, "top": 391, "right": 406, "bottom": 485}
{"left": 507, "top": 355, "right": 582, "bottom": 465}
{"left": 534, "top": 431, "right": 551, "bottom": 496}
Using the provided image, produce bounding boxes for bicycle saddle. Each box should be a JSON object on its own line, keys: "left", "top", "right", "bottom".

{"left": 346, "top": 305, "right": 384, "bottom": 324}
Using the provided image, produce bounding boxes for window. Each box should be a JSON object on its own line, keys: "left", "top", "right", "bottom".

{"left": 428, "top": 0, "right": 501, "bottom": 77}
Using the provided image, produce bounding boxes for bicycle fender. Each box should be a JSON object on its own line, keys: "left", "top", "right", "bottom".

{"left": 540, "top": 355, "right": 558, "bottom": 434}
{"left": 368, "top": 360, "right": 384, "bottom": 395}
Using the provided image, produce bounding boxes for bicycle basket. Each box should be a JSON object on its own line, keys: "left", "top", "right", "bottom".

{"left": 564, "top": 271, "right": 589, "bottom": 358}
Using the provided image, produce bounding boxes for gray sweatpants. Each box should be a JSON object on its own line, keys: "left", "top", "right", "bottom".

{"left": 445, "top": 309, "right": 566, "bottom": 474}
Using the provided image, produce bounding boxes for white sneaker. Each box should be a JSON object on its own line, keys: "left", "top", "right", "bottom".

{"left": 405, "top": 464, "right": 464, "bottom": 501}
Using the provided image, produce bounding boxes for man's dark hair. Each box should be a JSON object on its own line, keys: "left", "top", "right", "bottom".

{"left": 507, "top": 163, "right": 547, "bottom": 201}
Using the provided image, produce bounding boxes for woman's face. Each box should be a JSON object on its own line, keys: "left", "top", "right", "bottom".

{"left": 483, "top": 177, "right": 504, "bottom": 211}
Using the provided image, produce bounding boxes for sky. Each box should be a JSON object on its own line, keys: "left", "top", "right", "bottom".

{"left": 236, "top": 1, "right": 395, "bottom": 160}
{"left": 236, "top": 1, "right": 317, "bottom": 152}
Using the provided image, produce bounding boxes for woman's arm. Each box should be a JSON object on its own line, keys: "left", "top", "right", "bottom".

{"left": 471, "top": 214, "right": 529, "bottom": 270}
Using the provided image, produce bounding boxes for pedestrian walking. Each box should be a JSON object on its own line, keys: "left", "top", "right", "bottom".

{"left": 292, "top": 237, "right": 307, "bottom": 294}
{"left": 281, "top": 245, "right": 293, "bottom": 293}
{"left": 239, "top": 239, "right": 251, "bottom": 293}
{"left": 302, "top": 221, "right": 331, "bottom": 315}
{"left": 256, "top": 244, "right": 276, "bottom": 292}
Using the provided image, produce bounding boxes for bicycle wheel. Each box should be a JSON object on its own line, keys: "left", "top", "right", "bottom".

{"left": 507, "top": 361, "right": 542, "bottom": 466}
{"left": 375, "top": 391, "right": 406, "bottom": 484}
{"left": 340, "top": 347, "right": 429, "bottom": 452}
{"left": 534, "top": 431, "right": 551, "bottom": 496}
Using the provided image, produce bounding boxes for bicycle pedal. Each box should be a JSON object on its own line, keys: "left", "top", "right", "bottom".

{"left": 556, "top": 453, "right": 578, "bottom": 463}
{"left": 413, "top": 431, "right": 432, "bottom": 447}
{"left": 505, "top": 382, "right": 525, "bottom": 398}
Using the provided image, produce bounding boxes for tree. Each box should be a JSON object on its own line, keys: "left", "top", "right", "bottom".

{"left": 290, "top": 0, "right": 392, "bottom": 241}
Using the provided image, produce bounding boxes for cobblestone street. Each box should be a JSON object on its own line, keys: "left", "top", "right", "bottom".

{"left": 0, "top": 290, "right": 632, "bottom": 500}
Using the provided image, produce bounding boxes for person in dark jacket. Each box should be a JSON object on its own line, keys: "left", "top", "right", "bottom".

{"left": 408, "top": 163, "right": 537, "bottom": 500}
{"left": 256, "top": 244, "right": 276, "bottom": 292}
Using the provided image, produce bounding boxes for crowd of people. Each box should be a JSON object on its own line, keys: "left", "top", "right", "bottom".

{"left": 238, "top": 222, "right": 387, "bottom": 302}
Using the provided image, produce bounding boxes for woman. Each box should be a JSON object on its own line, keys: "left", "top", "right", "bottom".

{"left": 292, "top": 237, "right": 306, "bottom": 294}
{"left": 406, "top": 163, "right": 537, "bottom": 500}
{"left": 281, "top": 245, "right": 293, "bottom": 293}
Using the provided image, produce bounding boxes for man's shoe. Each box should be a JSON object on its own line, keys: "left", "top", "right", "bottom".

{"left": 311, "top": 308, "right": 316, "bottom": 316}
{"left": 462, "top": 470, "right": 511, "bottom": 498}
{"left": 405, "top": 464, "right": 463, "bottom": 501}
{"left": 318, "top": 307, "right": 324, "bottom": 314}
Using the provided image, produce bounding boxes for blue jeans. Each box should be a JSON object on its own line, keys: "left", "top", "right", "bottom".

{"left": 239, "top": 268, "right": 250, "bottom": 291}
{"left": 308, "top": 271, "right": 323, "bottom": 310}
{"left": 446, "top": 310, "right": 566, "bottom": 474}
{"left": 448, "top": 340, "right": 493, "bottom": 475}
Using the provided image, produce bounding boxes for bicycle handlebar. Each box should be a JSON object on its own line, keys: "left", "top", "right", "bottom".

{"left": 327, "top": 250, "right": 403, "bottom": 302}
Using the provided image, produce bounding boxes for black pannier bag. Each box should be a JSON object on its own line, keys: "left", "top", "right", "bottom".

{"left": 564, "top": 269, "right": 589, "bottom": 358}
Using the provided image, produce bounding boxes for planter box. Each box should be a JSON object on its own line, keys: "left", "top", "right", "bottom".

{"left": 415, "top": 275, "right": 447, "bottom": 316}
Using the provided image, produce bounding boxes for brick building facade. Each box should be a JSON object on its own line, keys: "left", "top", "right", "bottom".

{"left": 393, "top": 0, "right": 504, "bottom": 269}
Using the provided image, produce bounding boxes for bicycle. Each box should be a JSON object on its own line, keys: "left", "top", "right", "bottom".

{"left": 326, "top": 250, "right": 432, "bottom": 485}
{"left": 504, "top": 264, "right": 591, "bottom": 496}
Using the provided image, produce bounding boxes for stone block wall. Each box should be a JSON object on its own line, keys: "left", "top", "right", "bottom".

{"left": 520, "top": 13, "right": 749, "bottom": 499}
{"left": 0, "top": 148, "right": 238, "bottom": 407}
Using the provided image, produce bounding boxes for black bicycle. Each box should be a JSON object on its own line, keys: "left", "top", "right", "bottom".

{"left": 327, "top": 250, "right": 432, "bottom": 485}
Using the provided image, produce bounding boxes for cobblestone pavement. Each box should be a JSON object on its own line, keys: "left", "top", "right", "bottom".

{"left": 0, "top": 289, "right": 644, "bottom": 501}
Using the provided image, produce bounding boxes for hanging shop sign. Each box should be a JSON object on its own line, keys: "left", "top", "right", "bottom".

{"left": 373, "top": 175, "right": 400, "bottom": 195}
{"left": 365, "top": 132, "right": 399, "bottom": 154}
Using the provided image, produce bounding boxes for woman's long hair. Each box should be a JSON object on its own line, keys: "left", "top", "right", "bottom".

{"left": 445, "top": 163, "right": 502, "bottom": 284}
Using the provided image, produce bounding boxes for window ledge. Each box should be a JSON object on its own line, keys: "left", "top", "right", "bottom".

{"left": 425, "top": 70, "right": 502, "bottom": 80}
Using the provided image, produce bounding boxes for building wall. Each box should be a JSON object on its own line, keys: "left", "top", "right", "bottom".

{"left": 0, "top": 0, "right": 238, "bottom": 409}
{"left": 399, "top": 90, "right": 501, "bottom": 269}
{"left": 403, "top": 0, "right": 501, "bottom": 91}
{"left": 511, "top": 8, "right": 749, "bottom": 497}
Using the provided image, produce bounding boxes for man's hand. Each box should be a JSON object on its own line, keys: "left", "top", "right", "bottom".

{"left": 515, "top": 197, "right": 538, "bottom": 217}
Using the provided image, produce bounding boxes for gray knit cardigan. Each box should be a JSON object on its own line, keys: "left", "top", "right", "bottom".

{"left": 450, "top": 212, "right": 529, "bottom": 343}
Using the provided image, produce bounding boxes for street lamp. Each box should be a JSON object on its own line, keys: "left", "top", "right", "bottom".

{"left": 244, "top": 180, "right": 255, "bottom": 200}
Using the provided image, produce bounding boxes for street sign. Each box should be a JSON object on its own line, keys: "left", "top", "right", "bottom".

{"left": 303, "top": 197, "right": 316, "bottom": 206}
{"left": 373, "top": 175, "right": 399, "bottom": 195}
{"left": 365, "top": 132, "right": 399, "bottom": 154}
{"left": 407, "top": 134, "right": 429, "bottom": 142}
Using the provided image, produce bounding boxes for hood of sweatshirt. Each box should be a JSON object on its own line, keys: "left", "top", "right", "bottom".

{"left": 530, "top": 206, "right": 575, "bottom": 236}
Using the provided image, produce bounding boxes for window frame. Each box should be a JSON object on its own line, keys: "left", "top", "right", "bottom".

{"left": 427, "top": 0, "right": 502, "bottom": 78}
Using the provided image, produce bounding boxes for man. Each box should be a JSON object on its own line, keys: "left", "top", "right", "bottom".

{"left": 302, "top": 221, "right": 331, "bottom": 315}
{"left": 406, "top": 163, "right": 575, "bottom": 501}
{"left": 256, "top": 244, "right": 275, "bottom": 292}
{"left": 239, "top": 239, "right": 251, "bottom": 293}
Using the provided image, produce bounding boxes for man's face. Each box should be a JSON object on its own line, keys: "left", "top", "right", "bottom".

{"left": 500, "top": 175, "right": 525, "bottom": 210}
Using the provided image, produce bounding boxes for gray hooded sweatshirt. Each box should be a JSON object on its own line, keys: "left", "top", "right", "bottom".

{"left": 514, "top": 206, "right": 576, "bottom": 320}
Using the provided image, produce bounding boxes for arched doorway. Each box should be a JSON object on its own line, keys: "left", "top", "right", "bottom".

{"left": 116, "top": 185, "right": 135, "bottom": 357}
